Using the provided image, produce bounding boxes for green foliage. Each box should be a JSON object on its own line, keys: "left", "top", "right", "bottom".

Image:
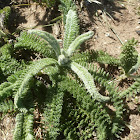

{"left": 14, "top": 31, "right": 57, "bottom": 58}
{"left": 70, "top": 61, "right": 109, "bottom": 102}
{"left": 59, "top": 76, "right": 112, "bottom": 140}
{"left": 0, "top": 1, "right": 140, "bottom": 140}
{"left": 0, "top": 82, "right": 14, "bottom": 100}
{"left": 24, "top": 113, "right": 34, "bottom": 140}
{"left": 60, "top": 91, "right": 96, "bottom": 140}
{"left": 14, "top": 58, "right": 57, "bottom": 112}
{"left": 59, "top": 0, "right": 76, "bottom": 24}
{"left": 120, "top": 38, "right": 138, "bottom": 75}
{"left": 63, "top": 9, "right": 79, "bottom": 51}
{"left": 0, "top": 6, "right": 11, "bottom": 45}
{"left": 27, "top": 29, "right": 61, "bottom": 57}
{"left": 0, "top": 44, "right": 26, "bottom": 80}
{"left": 67, "top": 31, "right": 94, "bottom": 56}
{"left": 71, "top": 49, "right": 120, "bottom": 65}
{"left": 0, "top": 99, "right": 14, "bottom": 113}
{"left": 121, "top": 77, "right": 140, "bottom": 98}
{"left": 128, "top": 54, "right": 140, "bottom": 75}
{"left": 14, "top": 113, "right": 24, "bottom": 140}
{"left": 0, "top": 6, "right": 11, "bottom": 29}
{"left": 43, "top": 86, "right": 64, "bottom": 139}
{"left": 13, "top": 113, "right": 34, "bottom": 140}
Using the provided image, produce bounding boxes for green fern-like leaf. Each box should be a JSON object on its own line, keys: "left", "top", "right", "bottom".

{"left": 67, "top": 31, "right": 94, "bottom": 56}
{"left": 81, "top": 62, "right": 125, "bottom": 137}
{"left": 127, "top": 54, "right": 140, "bottom": 75}
{"left": 0, "top": 43, "right": 26, "bottom": 77}
{"left": 0, "top": 99, "right": 14, "bottom": 113}
{"left": 7, "top": 70, "right": 24, "bottom": 83}
{"left": 0, "top": 82, "right": 14, "bottom": 101}
{"left": 28, "top": 30, "right": 61, "bottom": 57}
{"left": 14, "top": 58, "right": 58, "bottom": 112}
{"left": 0, "top": 6, "right": 11, "bottom": 28}
{"left": 63, "top": 9, "right": 79, "bottom": 51}
{"left": 92, "top": 69, "right": 125, "bottom": 137}
{"left": 14, "top": 31, "right": 56, "bottom": 58}
{"left": 71, "top": 50, "right": 120, "bottom": 66}
{"left": 43, "top": 86, "right": 64, "bottom": 139}
{"left": 14, "top": 113, "right": 34, "bottom": 140}
{"left": 68, "top": 63, "right": 125, "bottom": 138}
{"left": 14, "top": 113, "right": 24, "bottom": 140}
{"left": 0, "top": 57, "right": 24, "bottom": 76}
{"left": 60, "top": 92, "right": 96, "bottom": 140}
{"left": 0, "top": 43, "right": 13, "bottom": 57}
{"left": 24, "top": 113, "right": 34, "bottom": 140}
{"left": 120, "top": 38, "right": 138, "bottom": 74}
{"left": 121, "top": 78, "right": 140, "bottom": 98}
{"left": 70, "top": 61, "right": 110, "bottom": 102}
{"left": 59, "top": 0, "right": 76, "bottom": 24}
{"left": 59, "top": 76, "right": 112, "bottom": 140}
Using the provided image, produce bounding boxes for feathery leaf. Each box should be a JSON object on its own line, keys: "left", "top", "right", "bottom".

{"left": 43, "top": 86, "right": 64, "bottom": 139}
{"left": 24, "top": 113, "right": 34, "bottom": 140}
{"left": 0, "top": 99, "right": 14, "bottom": 113}
{"left": 14, "top": 113, "right": 24, "bottom": 140}
{"left": 14, "top": 58, "right": 58, "bottom": 112}
{"left": 15, "top": 31, "right": 56, "bottom": 58}
{"left": 70, "top": 62, "right": 110, "bottom": 102}
{"left": 67, "top": 31, "right": 94, "bottom": 56}
{"left": 120, "top": 38, "right": 138, "bottom": 74}
{"left": 0, "top": 82, "right": 14, "bottom": 101}
{"left": 28, "top": 29, "right": 61, "bottom": 57}
{"left": 63, "top": 10, "right": 79, "bottom": 51}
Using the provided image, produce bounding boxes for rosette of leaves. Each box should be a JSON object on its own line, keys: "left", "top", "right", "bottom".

{"left": 14, "top": 9, "right": 109, "bottom": 112}
{"left": 0, "top": 9, "right": 126, "bottom": 140}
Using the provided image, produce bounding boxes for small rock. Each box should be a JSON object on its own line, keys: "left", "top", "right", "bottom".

{"left": 97, "top": 10, "right": 102, "bottom": 15}
{"left": 121, "top": 4, "right": 125, "bottom": 7}
{"left": 105, "top": 32, "right": 110, "bottom": 37}
{"left": 136, "top": 30, "right": 140, "bottom": 35}
{"left": 136, "top": 26, "right": 140, "bottom": 29}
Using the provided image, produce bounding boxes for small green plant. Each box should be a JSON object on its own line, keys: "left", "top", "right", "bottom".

{"left": 0, "top": 6, "right": 11, "bottom": 29}
{"left": 119, "top": 38, "right": 140, "bottom": 78}
{"left": 0, "top": 6, "right": 11, "bottom": 45}
{"left": 0, "top": 1, "right": 140, "bottom": 140}
{"left": 0, "top": 7, "right": 125, "bottom": 139}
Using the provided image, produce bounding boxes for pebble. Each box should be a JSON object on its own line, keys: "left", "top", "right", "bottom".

{"left": 105, "top": 32, "right": 110, "bottom": 37}
{"left": 97, "top": 10, "right": 102, "bottom": 15}
{"left": 136, "top": 30, "right": 140, "bottom": 35}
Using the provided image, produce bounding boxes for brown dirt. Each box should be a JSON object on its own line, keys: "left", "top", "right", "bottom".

{"left": 0, "top": 0, "right": 140, "bottom": 140}
{"left": 0, "top": 114, "right": 15, "bottom": 140}
{"left": 77, "top": 0, "right": 140, "bottom": 57}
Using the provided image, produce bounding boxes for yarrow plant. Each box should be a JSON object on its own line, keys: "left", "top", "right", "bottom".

{"left": 0, "top": 0, "right": 140, "bottom": 140}
{"left": 14, "top": 10, "right": 110, "bottom": 113}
